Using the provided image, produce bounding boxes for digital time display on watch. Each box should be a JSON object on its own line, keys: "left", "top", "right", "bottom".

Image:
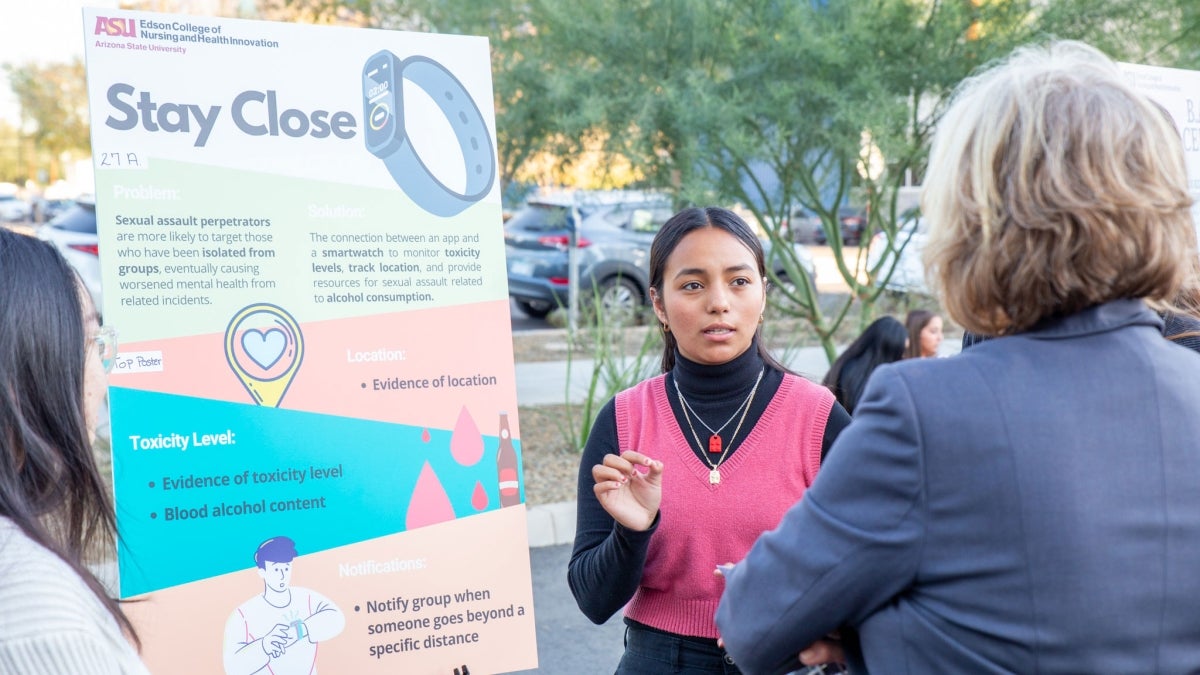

{"left": 362, "top": 50, "right": 402, "bottom": 157}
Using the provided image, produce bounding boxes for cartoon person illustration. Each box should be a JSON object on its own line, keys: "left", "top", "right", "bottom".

{"left": 223, "top": 536, "right": 345, "bottom": 674}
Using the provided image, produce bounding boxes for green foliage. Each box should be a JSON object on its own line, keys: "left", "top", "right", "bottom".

{"left": 342, "top": 0, "right": 1200, "bottom": 370}
{"left": 477, "top": 0, "right": 971, "bottom": 360}
{"left": 1033, "top": 0, "right": 1193, "bottom": 65}
{"left": 4, "top": 59, "right": 90, "bottom": 159}
{"left": 0, "top": 121, "right": 26, "bottom": 183}
{"left": 559, "top": 287, "right": 662, "bottom": 452}
{"left": 422, "top": 0, "right": 1196, "bottom": 363}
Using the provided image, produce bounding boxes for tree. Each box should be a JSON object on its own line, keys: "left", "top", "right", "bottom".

{"left": 251, "top": 0, "right": 371, "bottom": 25}
{"left": 4, "top": 58, "right": 91, "bottom": 182}
{"left": 469, "top": 0, "right": 1199, "bottom": 361}
{"left": 0, "top": 121, "right": 25, "bottom": 183}
{"left": 321, "top": 0, "right": 1196, "bottom": 359}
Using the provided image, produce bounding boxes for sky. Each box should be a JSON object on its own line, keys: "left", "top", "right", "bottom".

{"left": 1, "top": 1, "right": 119, "bottom": 123}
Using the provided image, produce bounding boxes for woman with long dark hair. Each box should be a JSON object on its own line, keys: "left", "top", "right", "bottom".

{"left": 0, "top": 229, "right": 148, "bottom": 672}
{"left": 822, "top": 316, "right": 908, "bottom": 414}
{"left": 569, "top": 206, "right": 850, "bottom": 673}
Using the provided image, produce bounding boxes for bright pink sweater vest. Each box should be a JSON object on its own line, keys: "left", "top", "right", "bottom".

{"left": 616, "top": 373, "right": 834, "bottom": 638}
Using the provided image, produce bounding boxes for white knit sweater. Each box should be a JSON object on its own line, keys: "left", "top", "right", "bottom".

{"left": 0, "top": 518, "right": 150, "bottom": 675}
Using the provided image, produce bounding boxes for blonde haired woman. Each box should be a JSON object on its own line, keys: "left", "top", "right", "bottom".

{"left": 716, "top": 41, "right": 1200, "bottom": 674}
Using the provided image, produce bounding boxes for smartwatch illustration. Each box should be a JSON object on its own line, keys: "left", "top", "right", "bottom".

{"left": 362, "top": 50, "right": 497, "bottom": 218}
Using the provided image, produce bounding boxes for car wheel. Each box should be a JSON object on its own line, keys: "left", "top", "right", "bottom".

{"left": 515, "top": 299, "right": 553, "bottom": 319}
{"left": 585, "top": 277, "right": 642, "bottom": 326}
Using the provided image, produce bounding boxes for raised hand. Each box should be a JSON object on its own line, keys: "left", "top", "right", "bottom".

{"left": 591, "top": 450, "right": 663, "bottom": 531}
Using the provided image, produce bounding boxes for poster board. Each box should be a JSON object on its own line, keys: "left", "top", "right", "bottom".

{"left": 1122, "top": 61, "right": 1200, "bottom": 241}
{"left": 84, "top": 8, "right": 537, "bottom": 673}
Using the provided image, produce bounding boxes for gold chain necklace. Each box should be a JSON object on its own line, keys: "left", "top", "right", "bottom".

{"left": 675, "top": 370, "right": 759, "bottom": 454}
{"left": 675, "top": 368, "right": 764, "bottom": 484}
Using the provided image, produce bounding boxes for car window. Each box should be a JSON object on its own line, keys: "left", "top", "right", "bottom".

{"left": 505, "top": 204, "right": 577, "bottom": 232}
{"left": 595, "top": 205, "right": 671, "bottom": 233}
{"left": 628, "top": 208, "right": 673, "bottom": 233}
{"left": 49, "top": 203, "right": 96, "bottom": 233}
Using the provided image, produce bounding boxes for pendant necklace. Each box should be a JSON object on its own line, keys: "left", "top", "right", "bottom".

{"left": 675, "top": 368, "right": 764, "bottom": 484}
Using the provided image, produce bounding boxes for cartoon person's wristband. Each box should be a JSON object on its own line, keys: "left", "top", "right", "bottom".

{"left": 362, "top": 50, "right": 496, "bottom": 217}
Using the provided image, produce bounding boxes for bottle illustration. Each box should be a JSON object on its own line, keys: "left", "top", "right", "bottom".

{"left": 497, "top": 412, "right": 521, "bottom": 508}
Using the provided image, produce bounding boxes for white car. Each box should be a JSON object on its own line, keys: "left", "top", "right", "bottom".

{"left": 0, "top": 194, "right": 31, "bottom": 222}
{"left": 866, "top": 216, "right": 929, "bottom": 295}
{"left": 37, "top": 197, "right": 103, "bottom": 311}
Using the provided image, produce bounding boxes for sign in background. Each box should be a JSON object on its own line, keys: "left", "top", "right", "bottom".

{"left": 1123, "top": 61, "right": 1200, "bottom": 242}
{"left": 85, "top": 9, "right": 536, "bottom": 673}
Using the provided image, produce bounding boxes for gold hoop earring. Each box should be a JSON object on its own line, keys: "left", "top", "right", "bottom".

{"left": 758, "top": 315, "right": 764, "bottom": 324}
{"left": 662, "top": 323, "right": 670, "bottom": 333}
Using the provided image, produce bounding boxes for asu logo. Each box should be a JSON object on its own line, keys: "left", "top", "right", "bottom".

{"left": 94, "top": 16, "right": 138, "bottom": 38}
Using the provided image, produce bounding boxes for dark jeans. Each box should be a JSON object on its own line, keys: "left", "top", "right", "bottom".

{"left": 615, "top": 622, "right": 743, "bottom": 675}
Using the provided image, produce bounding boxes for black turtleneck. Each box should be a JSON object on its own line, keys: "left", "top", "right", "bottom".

{"left": 567, "top": 342, "right": 851, "bottom": 627}
{"left": 666, "top": 344, "right": 851, "bottom": 466}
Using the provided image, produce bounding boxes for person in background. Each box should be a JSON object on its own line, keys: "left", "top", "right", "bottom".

{"left": 0, "top": 229, "right": 149, "bottom": 673}
{"left": 821, "top": 316, "right": 908, "bottom": 414}
{"left": 903, "top": 308, "right": 943, "bottom": 358}
{"left": 569, "top": 206, "right": 850, "bottom": 674}
{"left": 716, "top": 40, "right": 1200, "bottom": 674}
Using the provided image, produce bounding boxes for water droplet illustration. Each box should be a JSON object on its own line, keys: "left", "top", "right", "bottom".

{"left": 421, "top": 428, "right": 431, "bottom": 443}
{"left": 405, "top": 462, "right": 456, "bottom": 529}
{"left": 471, "top": 481, "right": 489, "bottom": 510}
{"left": 450, "top": 406, "right": 483, "bottom": 466}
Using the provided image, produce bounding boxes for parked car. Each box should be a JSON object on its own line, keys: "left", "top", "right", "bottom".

{"left": 865, "top": 215, "right": 928, "bottom": 295}
{"left": 505, "top": 192, "right": 669, "bottom": 321}
{"left": 32, "top": 197, "right": 75, "bottom": 223}
{"left": 782, "top": 207, "right": 823, "bottom": 244}
{"left": 505, "top": 193, "right": 816, "bottom": 322}
{"left": 812, "top": 206, "right": 867, "bottom": 246}
{"left": 0, "top": 194, "right": 31, "bottom": 223}
{"left": 37, "top": 197, "right": 102, "bottom": 310}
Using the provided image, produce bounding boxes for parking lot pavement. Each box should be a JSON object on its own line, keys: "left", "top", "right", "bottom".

{"left": 811, "top": 245, "right": 867, "bottom": 294}
{"left": 510, "top": 543, "right": 626, "bottom": 674}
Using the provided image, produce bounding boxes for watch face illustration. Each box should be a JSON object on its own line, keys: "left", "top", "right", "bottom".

{"left": 362, "top": 51, "right": 403, "bottom": 157}
{"left": 361, "top": 50, "right": 497, "bottom": 218}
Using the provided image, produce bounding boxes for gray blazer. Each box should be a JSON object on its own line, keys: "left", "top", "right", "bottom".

{"left": 716, "top": 299, "right": 1200, "bottom": 675}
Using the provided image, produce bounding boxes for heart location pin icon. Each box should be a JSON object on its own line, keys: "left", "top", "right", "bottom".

{"left": 224, "top": 303, "right": 304, "bottom": 407}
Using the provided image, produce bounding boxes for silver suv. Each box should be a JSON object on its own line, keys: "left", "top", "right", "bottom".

{"left": 504, "top": 191, "right": 815, "bottom": 321}
{"left": 504, "top": 191, "right": 668, "bottom": 320}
